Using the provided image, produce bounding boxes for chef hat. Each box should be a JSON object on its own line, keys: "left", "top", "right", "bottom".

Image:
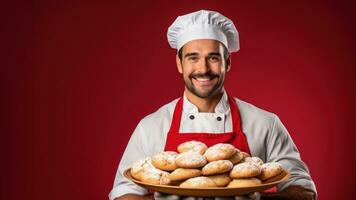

{"left": 167, "top": 10, "right": 239, "bottom": 53}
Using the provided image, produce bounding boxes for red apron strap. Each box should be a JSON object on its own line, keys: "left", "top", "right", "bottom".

{"left": 228, "top": 95, "right": 239, "bottom": 132}
{"left": 228, "top": 95, "right": 251, "bottom": 155}
{"left": 168, "top": 98, "right": 183, "bottom": 133}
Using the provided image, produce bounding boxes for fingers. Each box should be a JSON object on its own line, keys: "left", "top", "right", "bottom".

{"left": 248, "top": 192, "right": 261, "bottom": 200}
{"left": 154, "top": 192, "right": 261, "bottom": 200}
{"left": 154, "top": 192, "right": 180, "bottom": 200}
{"left": 234, "top": 192, "right": 261, "bottom": 200}
{"left": 234, "top": 196, "right": 251, "bottom": 200}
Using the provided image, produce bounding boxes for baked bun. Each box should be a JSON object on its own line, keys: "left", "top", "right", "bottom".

{"left": 151, "top": 151, "right": 178, "bottom": 171}
{"left": 230, "top": 162, "right": 262, "bottom": 179}
{"left": 207, "top": 173, "right": 232, "bottom": 187}
{"left": 176, "top": 151, "right": 207, "bottom": 168}
{"left": 228, "top": 149, "right": 244, "bottom": 164}
{"left": 241, "top": 152, "right": 250, "bottom": 159}
{"left": 202, "top": 160, "right": 233, "bottom": 175}
{"left": 168, "top": 168, "right": 201, "bottom": 181}
{"left": 204, "top": 143, "right": 236, "bottom": 162}
{"left": 258, "top": 162, "right": 283, "bottom": 181}
{"left": 243, "top": 157, "right": 264, "bottom": 166}
{"left": 180, "top": 176, "right": 217, "bottom": 188}
{"left": 140, "top": 168, "right": 171, "bottom": 185}
{"left": 227, "top": 178, "right": 262, "bottom": 188}
{"left": 130, "top": 157, "right": 154, "bottom": 181}
{"left": 177, "top": 140, "right": 208, "bottom": 155}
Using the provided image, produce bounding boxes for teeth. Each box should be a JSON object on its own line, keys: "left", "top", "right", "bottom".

{"left": 196, "top": 78, "right": 210, "bottom": 81}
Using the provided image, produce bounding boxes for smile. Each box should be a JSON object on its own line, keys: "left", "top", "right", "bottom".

{"left": 192, "top": 77, "right": 215, "bottom": 86}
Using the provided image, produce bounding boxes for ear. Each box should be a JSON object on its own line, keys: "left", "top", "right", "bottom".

{"left": 225, "top": 55, "right": 231, "bottom": 72}
{"left": 176, "top": 54, "right": 183, "bottom": 74}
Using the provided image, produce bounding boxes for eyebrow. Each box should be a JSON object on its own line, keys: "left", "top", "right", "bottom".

{"left": 208, "top": 52, "right": 222, "bottom": 57}
{"left": 184, "top": 52, "right": 199, "bottom": 58}
{"left": 184, "top": 52, "right": 222, "bottom": 58}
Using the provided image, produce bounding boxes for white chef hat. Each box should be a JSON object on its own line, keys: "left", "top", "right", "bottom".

{"left": 167, "top": 10, "right": 239, "bottom": 53}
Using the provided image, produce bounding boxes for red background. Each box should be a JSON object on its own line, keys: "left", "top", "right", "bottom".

{"left": 2, "top": 1, "right": 356, "bottom": 200}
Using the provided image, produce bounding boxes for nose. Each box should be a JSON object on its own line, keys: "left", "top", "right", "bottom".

{"left": 196, "top": 58, "right": 210, "bottom": 74}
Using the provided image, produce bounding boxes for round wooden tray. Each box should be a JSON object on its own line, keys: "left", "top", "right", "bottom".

{"left": 124, "top": 168, "right": 290, "bottom": 197}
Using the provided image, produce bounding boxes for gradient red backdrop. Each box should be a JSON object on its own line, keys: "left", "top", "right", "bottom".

{"left": 2, "top": 1, "right": 356, "bottom": 200}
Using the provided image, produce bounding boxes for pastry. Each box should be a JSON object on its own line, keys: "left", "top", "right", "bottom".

{"left": 151, "top": 151, "right": 178, "bottom": 171}
{"left": 202, "top": 160, "right": 233, "bottom": 175}
{"left": 230, "top": 162, "right": 262, "bottom": 179}
{"left": 176, "top": 151, "right": 207, "bottom": 168}
{"left": 227, "top": 178, "right": 262, "bottom": 187}
{"left": 204, "top": 143, "right": 236, "bottom": 162}
{"left": 177, "top": 140, "right": 208, "bottom": 155}
{"left": 180, "top": 176, "right": 217, "bottom": 188}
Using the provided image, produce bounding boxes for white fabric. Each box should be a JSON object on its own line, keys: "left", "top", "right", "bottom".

{"left": 167, "top": 10, "right": 239, "bottom": 53}
{"left": 108, "top": 90, "right": 317, "bottom": 200}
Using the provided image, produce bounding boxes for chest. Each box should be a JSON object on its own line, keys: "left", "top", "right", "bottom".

{"left": 179, "top": 112, "right": 233, "bottom": 133}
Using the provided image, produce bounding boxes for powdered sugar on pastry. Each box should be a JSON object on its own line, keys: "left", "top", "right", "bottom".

{"left": 230, "top": 162, "right": 262, "bottom": 178}
{"left": 243, "top": 156, "right": 264, "bottom": 166}
{"left": 177, "top": 140, "right": 208, "bottom": 155}
{"left": 151, "top": 151, "right": 178, "bottom": 171}
{"left": 130, "top": 157, "right": 154, "bottom": 180}
{"left": 180, "top": 176, "right": 217, "bottom": 188}
{"left": 258, "top": 162, "right": 283, "bottom": 181}
{"left": 204, "top": 143, "right": 236, "bottom": 162}
{"left": 176, "top": 151, "right": 207, "bottom": 168}
{"left": 141, "top": 167, "right": 171, "bottom": 185}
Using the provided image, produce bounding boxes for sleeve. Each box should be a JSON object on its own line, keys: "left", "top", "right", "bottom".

{"left": 108, "top": 120, "right": 150, "bottom": 200}
{"left": 266, "top": 115, "right": 317, "bottom": 196}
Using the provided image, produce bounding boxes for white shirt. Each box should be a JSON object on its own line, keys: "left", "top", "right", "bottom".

{"left": 109, "top": 91, "right": 317, "bottom": 199}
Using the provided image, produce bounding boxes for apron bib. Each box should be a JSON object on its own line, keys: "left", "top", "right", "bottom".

{"left": 164, "top": 95, "right": 251, "bottom": 154}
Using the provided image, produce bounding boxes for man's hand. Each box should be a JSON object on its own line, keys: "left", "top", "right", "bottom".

{"left": 235, "top": 192, "right": 260, "bottom": 200}
{"left": 261, "top": 186, "right": 316, "bottom": 200}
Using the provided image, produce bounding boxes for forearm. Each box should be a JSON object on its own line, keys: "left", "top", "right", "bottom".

{"left": 115, "top": 193, "right": 154, "bottom": 200}
{"left": 261, "top": 185, "right": 316, "bottom": 200}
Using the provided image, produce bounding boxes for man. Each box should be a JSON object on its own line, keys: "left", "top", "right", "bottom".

{"left": 109, "top": 10, "right": 317, "bottom": 200}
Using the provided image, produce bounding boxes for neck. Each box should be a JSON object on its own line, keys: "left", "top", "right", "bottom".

{"left": 185, "top": 89, "right": 224, "bottom": 112}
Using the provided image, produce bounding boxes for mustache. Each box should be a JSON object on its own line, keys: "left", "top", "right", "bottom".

{"left": 189, "top": 72, "right": 219, "bottom": 79}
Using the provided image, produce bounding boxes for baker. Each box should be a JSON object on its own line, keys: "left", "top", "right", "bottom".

{"left": 109, "top": 10, "right": 317, "bottom": 200}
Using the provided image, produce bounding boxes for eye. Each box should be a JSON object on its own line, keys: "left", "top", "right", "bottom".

{"left": 209, "top": 56, "right": 221, "bottom": 62}
{"left": 188, "top": 56, "right": 199, "bottom": 62}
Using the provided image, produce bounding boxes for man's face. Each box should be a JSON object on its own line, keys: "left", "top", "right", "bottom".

{"left": 176, "top": 39, "right": 230, "bottom": 99}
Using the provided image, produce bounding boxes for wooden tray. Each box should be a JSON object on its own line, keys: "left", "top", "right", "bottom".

{"left": 123, "top": 168, "right": 290, "bottom": 197}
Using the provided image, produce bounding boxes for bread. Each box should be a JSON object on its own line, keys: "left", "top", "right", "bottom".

{"left": 130, "top": 157, "right": 154, "bottom": 181}
{"left": 207, "top": 173, "right": 232, "bottom": 187}
{"left": 168, "top": 168, "right": 201, "bottom": 181}
{"left": 177, "top": 140, "right": 208, "bottom": 155}
{"left": 202, "top": 160, "right": 233, "bottom": 175}
{"left": 228, "top": 149, "right": 244, "bottom": 164}
{"left": 140, "top": 168, "right": 171, "bottom": 185}
{"left": 243, "top": 157, "right": 264, "bottom": 166}
{"left": 227, "top": 178, "right": 262, "bottom": 187}
{"left": 204, "top": 143, "right": 236, "bottom": 162}
{"left": 176, "top": 151, "right": 207, "bottom": 168}
{"left": 129, "top": 141, "right": 286, "bottom": 188}
{"left": 151, "top": 151, "right": 178, "bottom": 171}
{"left": 180, "top": 176, "right": 217, "bottom": 188}
{"left": 230, "top": 162, "right": 262, "bottom": 179}
{"left": 258, "top": 162, "right": 283, "bottom": 181}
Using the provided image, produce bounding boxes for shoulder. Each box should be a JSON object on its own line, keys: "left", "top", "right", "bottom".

{"left": 138, "top": 98, "right": 180, "bottom": 128}
{"left": 233, "top": 97, "right": 278, "bottom": 127}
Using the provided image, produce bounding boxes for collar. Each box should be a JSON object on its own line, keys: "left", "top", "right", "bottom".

{"left": 182, "top": 89, "right": 230, "bottom": 114}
